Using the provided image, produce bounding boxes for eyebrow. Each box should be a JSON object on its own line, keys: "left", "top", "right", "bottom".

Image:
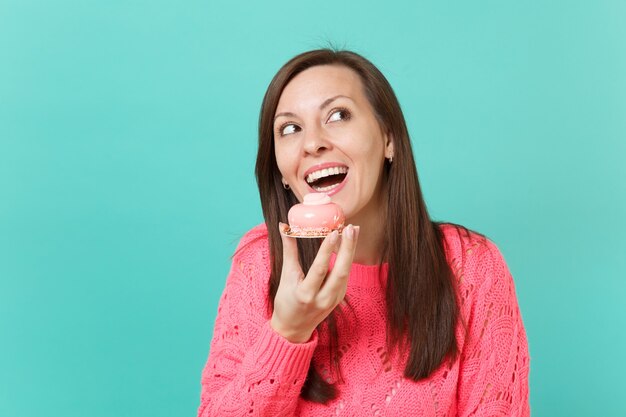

{"left": 273, "top": 95, "right": 351, "bottom": 124}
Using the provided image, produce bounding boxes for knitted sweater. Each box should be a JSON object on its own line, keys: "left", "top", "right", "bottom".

{"left": 198, "top": 223, "right": 530, "bottom": 416}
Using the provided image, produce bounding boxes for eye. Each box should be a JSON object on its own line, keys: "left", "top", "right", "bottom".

{"left": 277, "top": 123, "right": 301, "bottom": 137}
{"left": 327, "top": 107, "right": 351, "bottom": 123}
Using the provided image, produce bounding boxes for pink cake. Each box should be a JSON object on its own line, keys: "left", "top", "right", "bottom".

{"left": 285, "top": 193, "right": 345, "bottom": 238}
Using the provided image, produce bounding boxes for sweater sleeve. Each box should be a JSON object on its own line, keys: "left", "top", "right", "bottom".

{"left": 456, "top": 239, "right": 530, "bottom": 417}
{"left": 197, "top": 233, "right": 317, "bottom": 417}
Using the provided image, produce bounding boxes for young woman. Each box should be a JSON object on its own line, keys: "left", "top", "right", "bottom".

{"left": 198, "top": 49, "right": 530, "bottom": 416}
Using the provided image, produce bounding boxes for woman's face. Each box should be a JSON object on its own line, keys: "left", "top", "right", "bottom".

{"left": 273, "top": 65, "right": 393, "bottom": 224}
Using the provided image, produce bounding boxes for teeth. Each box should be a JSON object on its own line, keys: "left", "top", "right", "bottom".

{"left": 306, "top": 166, "right": 348, "bottom": 184}
{"left": 312, "top": 182, "right": 342, "bottom": 192}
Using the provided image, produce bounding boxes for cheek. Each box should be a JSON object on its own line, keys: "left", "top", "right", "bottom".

{"left": 353, "top": 138, "right": 385, "bottom": 165}
{"left": 274, "top": 145, "right": 291, "bottom": 173}
{"left": 353, "top": 145, "right": 385, "bottom": 186}
{"left": 275, "top": 153, "right": 300, "bottom": 185}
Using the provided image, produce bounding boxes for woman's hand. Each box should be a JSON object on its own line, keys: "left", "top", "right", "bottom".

{"left": 270, "top": 223, "right": 360, "bottom": 343}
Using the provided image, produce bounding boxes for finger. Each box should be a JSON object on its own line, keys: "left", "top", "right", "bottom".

{"left": 298, "top": 230, "right": 340, "bottom": 295}
{"left": 318, "top": 225, "right": 359, "bottom": 300}
{"left": 279, "top": 222, "right": 301, "bottom": 274}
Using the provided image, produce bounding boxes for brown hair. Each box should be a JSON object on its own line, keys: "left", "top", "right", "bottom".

{"left": 255, "top": 49, "right": 465, "bottom": 402}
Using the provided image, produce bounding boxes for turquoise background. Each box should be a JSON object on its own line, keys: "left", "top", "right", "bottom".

{"left": 1, "top": 0, "right": 624, "bottom": 416}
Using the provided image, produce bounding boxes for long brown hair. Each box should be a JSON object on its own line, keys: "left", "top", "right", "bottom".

{"left": 255, "top": 49, "right": 463, "bottom": 403}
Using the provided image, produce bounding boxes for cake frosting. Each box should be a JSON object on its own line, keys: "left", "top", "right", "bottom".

{"left": 286, "top": 193, "right": 345, "bottom": 237}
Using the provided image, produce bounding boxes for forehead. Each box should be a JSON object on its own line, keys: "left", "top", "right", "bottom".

{"left": 276, "top": 65, "right": 365, "bottom": 111}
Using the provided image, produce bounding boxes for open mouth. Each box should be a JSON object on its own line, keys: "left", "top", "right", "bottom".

{"left": 305, "top": 166, "right": 348, "bottom": 193}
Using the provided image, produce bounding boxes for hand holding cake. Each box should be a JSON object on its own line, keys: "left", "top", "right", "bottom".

{"left": 274, "top": 217, "right": 359, "bottom": 344}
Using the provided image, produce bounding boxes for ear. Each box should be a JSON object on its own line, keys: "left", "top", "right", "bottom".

{"left": 384, "top": 131, "right": 394, "bottom": 160}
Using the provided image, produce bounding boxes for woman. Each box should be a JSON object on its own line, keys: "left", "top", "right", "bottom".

{"left": 198, "top": 49, "right": 530, "bottom": 416}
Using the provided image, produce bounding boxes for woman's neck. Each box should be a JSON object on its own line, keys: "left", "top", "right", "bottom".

{"left": 347, "top": 196, "right": 387, "bottom": 266}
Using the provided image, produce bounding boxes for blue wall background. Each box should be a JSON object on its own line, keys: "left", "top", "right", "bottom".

{"left": 1, "top": 1, "right": 625, "bottom": 416}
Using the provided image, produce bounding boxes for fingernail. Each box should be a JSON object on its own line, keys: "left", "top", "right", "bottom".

{"left": 353, "top": 225, "right": 360, "bottom": 239}
{"left": 328, "top": 230, "right": 339, "bottom": 244}
{"left": 345, "top": 224, "right": 354, "bottom": 240}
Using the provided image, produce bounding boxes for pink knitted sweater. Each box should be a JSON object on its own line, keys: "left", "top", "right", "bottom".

{"left": 198, "top": 223, "right": 530, "bottom": 416}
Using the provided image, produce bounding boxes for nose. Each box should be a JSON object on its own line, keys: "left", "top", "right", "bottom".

{"left": 302, "top": 126, "right": 331, "bottom": 156}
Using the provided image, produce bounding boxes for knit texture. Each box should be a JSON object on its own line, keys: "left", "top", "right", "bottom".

{"left": 198, "top": 223, "right": 530, "bottom": 416}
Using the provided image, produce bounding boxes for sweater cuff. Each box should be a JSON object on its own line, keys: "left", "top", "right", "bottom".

{"left": 252, "top": 322, "right": 318, "bottom": 381}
